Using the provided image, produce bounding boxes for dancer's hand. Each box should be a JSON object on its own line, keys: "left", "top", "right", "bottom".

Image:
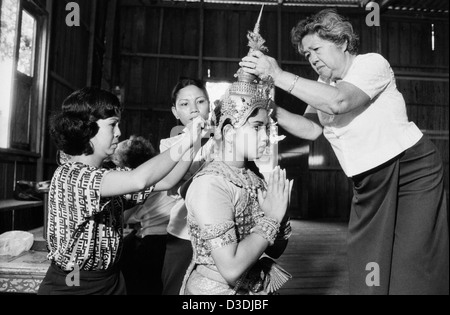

{"left": 258, "top": 166, "right": 292, "bottom": 223}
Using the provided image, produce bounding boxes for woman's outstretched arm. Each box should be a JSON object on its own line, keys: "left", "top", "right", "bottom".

{"left": 101, "top": 117, "right": 204, "bottom": 197}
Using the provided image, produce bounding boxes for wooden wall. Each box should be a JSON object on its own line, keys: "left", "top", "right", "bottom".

{"left": 43, "top": 0, "right": 112, "bottom": 180}
{"left": 385, "top": 16, "right": 449, "bottom": 194}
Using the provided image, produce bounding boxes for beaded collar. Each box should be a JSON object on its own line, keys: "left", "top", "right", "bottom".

{"left": 219, "top": 162, "right": 263, "bottom": 200}
{"left": 195, "top": 161, "right": 264, "bottom": 192}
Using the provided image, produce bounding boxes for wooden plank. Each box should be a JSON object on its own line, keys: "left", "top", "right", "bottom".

{"left": 36, "top": 0, "right": 53, "bottom": 182}
{"left": 86, "top": 0, "right": 98, "bottom": 86}
{"left": 434, "top": 21, "right": 449, "bottom": 67}
{"left": 0, "top": 200, "right": 43, "bottom": 213}
{"left": 395, "top": 74, "right": 449, "bottom": 82}
{"left": 49, "top": 71, "right": 78, "bottom": 92}
{"left": 387, "top": 19, "right": 400, "bottom": 66}
{"left": 121, "top": 51, "right": 198, "bottom": 60}
{"left": 277, "top": 2, "right": 282, "bottom": 63}
{"left": 276, "top": 220, "right": 349, "bottom": 295}
{"left": 198, "top": 0, "right": 204, "bottom": 78}
{"left": 154, "top": 7, "right": 165, "bottom": 94}
{"left": 101, "top": 0, "right": 117, "bottom": 90}
{"left": 0, "top": 149, "right": 40, "bottom": 160}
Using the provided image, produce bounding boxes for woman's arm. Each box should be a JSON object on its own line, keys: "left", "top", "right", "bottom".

{"left": 276, "top": 106, "right": 323, "bottom": 141}
{"left": 213, "top": 232, "right": 273, "bottom": 284}
{"left": 275, "top": 71, "right": 371, "bottom": 115}
{"left": 153, "top": 145, "right": 199, "bottom": 192}
{"left": 241, "top": 52, "right": 371, "bottom": 115}
{"left": 153, "top": 133, "right": 212, "bottom": 192}
{"left": 100, "top": 117, "right": 204, "bottom": 197}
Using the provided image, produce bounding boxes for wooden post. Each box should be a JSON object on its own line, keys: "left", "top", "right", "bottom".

{"left": 154, "top": 7, "right": 165, "bottom": 94}
{"left": 277, "top": 0, "right": 283, "bottom": 65}
{"left": 37, "top": 0, "right": 52, "bottom": 182}
{"left": 86, "top": 0, "right": 98, "bottom": 86}
{"left": 198, "top": 0, "right": 205, "bottom": 79}
{"left": 375, "top": 20, "right": 382, "bottom": 54}
{"left": 102, "top": 0, "right": 118, "bottom": 90}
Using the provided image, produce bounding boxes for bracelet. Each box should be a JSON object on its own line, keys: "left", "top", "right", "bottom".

{"left": 251, "top": 216, "right": 281, "bottom": 246}
{"left": 288, "top": 75, "right": 300, "bottom": 94}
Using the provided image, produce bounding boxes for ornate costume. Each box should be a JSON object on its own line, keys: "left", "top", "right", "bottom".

{"left": 180, "top": 161, "right": 291, "bottom": 295}
{"left": 180, "top": 6, "right": 291, "bottom": 295}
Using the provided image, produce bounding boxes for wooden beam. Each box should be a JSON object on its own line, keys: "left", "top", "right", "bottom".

{"left": 421, "top": 130, "right": 450, "bottom": 141}
{"left": 102, "top": 0, "right": 118, "bottom": 90}
{"left": 50, "top": 71, "right": 78, "bottom": 91}
{"left": 0, "top": 199, "right": 43, "bottom": 213}
{"left": 0, "top": 149, "right": 40, "bottom": 160}
{"left": 120, "top": 51, "right": 312, "bottom": 65}
{"left": 119, "top": 0, "right": 363, "bottom": 14}
{"left": 86, "top": 0, "right": 98, "bottom": 86}
{"left": 198, "top": 0, "right": 205, "bottom": 79}
{"left": 120, "top": 51, "right": 449, "bottom": 81}
{"left": 394, "top": 71, "right": 449, "bottom": 82}
{"left": 379, "top": 0, "right": 394, "bottom": 9}
{"left": 121, "top": 51, "right": 199, "bottom": 60}
{"left": 7, "top": 0, "right": 23, "bottom": 150}
{"left": 361, "top": 0, "right": 394, "bottom": 10}
{"left": 277, "top": 1, "right": 282, "bottom": 64}
{"left": 37, "top": 0, "right": 53, "bottom": 181}
{"left": 375, "top": 18, "right": 382, "bottom": 53}
{"left": 154, "top": 7, "right": 165, "bottom": 94}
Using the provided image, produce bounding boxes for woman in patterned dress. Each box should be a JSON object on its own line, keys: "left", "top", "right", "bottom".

{"left": 38, "top": 87, "right": 204, "bottom": 295}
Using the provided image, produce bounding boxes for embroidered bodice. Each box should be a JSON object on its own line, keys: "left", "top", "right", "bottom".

{"left": 186, "top": 161, "right": 266, "bottom": 265}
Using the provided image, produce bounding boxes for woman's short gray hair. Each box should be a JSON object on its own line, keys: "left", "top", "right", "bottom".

{"left": 291, "top": 9, "right": 360, "bottom": 56}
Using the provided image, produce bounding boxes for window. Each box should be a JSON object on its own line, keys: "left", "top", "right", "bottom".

{"left": 0, "top": 0, "right": 48, "bottom": 152}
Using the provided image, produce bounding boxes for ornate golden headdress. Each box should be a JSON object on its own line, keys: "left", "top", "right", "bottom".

{"left": 213, "top": 5, "right": 274, "bottom": 139}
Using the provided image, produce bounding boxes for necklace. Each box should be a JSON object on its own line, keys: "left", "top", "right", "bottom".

{"left": 219, "top": 161, "right": 262, "bottom": 199}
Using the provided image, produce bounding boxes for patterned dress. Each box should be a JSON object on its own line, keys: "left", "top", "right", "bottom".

{"left": 181, "top": 161, "right": 273, "bottom": 295}
{"left": 46, "top": 162, "right": 123, "bottom": 271}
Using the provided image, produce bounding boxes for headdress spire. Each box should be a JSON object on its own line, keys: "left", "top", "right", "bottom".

{"left": 209, "top": 4, "right": 285, "bottom": 171}
{"left": 213, "top": 5, "right": 274, "bottom": 136}
{"left": 246, "top": 4, "right": 268, "bottom": 56}
{"left": 253, "top": 4, "right": 264, "bottom": 35}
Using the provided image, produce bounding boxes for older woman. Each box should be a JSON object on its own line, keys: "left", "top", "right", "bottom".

{"left": 241, "top": 9, "right": 448, "bottom": 295}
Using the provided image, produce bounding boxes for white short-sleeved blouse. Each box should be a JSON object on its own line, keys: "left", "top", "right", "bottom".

{"left": 305, "top": 53, "right": 423, "bottom": 177}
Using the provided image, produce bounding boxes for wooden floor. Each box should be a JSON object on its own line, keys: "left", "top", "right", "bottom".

{"left": 1, "top": 220, "right": 350, "bottom": 295}
{"left": 276, "top": 220, "right": 349, "bottom": 295}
